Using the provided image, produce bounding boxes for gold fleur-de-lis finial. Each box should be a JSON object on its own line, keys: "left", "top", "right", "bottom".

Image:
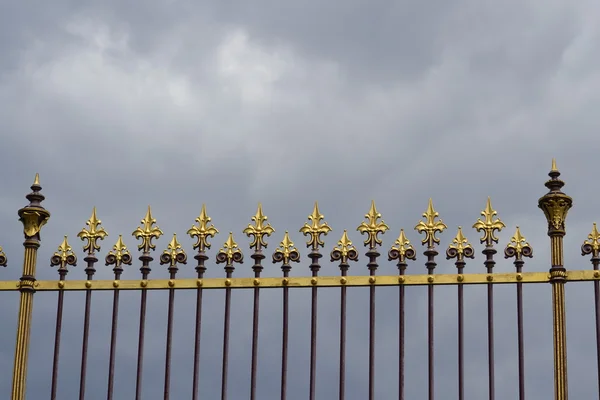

{"left": 187, "top": 204, "right": 219, "bottom": 252}
{"left": 105, "top": 235, "right": 132, "bottom": 268}
{"left": 160, "top": 234, "right": 188, "bottom": 267}
{"left": 504, "top": 227, "right": 533, "bottom": 260}
{"left": 446, "top": 227, "right": 475, "bottom": 261}
{"left": 415, "top": 198, "right": 447, "bottom": 248}
{"left": 582, "top": 223, "right": 600, "bottom": 258}
{"left": 243, "top": 203, "right": 275, "bottom": 250}
{"left": 77, "top": 207, "right": 108, "bottom": 254}
{"left": 300, "top": 202, "right": 332, "bottom": 249}
{"left": 388, "top": 229, "right": 416, "bottom": 263}
{"left": 357, "top": 200, "right": 389, "bottom": 249}
{"left": 0, "top": 246, "right": 6, "bottom": 267}
{"left": 132, "top": 206, "right": 164, "bottom": 253}
{"left": 472, "top": 197, "right": 505, "bottom": 246}
{"left": 216, "top": 232, "right": 244, "bottom": 265}
{"left": 273, "top": 231, "right": 300, "bottom": 265}
{"left": 330, "top": 230, "right": 359, "bottom": 264}
{"left": 50, "top": 236, "right": 78, "bottom": 270}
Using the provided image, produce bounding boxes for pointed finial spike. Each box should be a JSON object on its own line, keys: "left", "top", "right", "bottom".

{"left": 551, "top": 158, "right": 557, "bottom": 172}
{"left": 33, "top": 173, "right": 40, "bottom": 186}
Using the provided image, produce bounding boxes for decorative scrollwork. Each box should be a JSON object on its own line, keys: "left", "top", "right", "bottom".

{"left": 187, "top": 204, "right": 218, "bottom": 252}
{"left": 50, "top": 236, "right": 78, "bottom": 271}
{"left": 538, "top": 159, "right": 572, "bottom": 234}
{"left": 77, "top": 207, "right": 108, "bottom": 254}
{"left": 388, "top": 229, "right": 416, "bottom": 263}
{"left": 243, "top": 203, "right": 275, "bottom": 250}
{"left": 415, "top": 198, "right": 447, "bottom": 248}
{"left": 357, "top": 200, "right": 389, "bottom": 249}
{"left": 216, "top": 232, "right": 244, "bottom": 265}
{"left": 273, "top": 231, "right": 300, "bottom": 265}
{"left": 582, "top": 223, "right": 600, "bottom": 258}
{"left": 330, "top": 230, "right": 359, "bottom": 264}
{"left": 504, "top": 227, "right": 533, "bottom": 260}
{"left": 300, "top": 202, "right": 332, "bottom": 249}
{"left": 446, "top": 227, "right": 475, "bottom": 261}
{"left": 105, "top": 235, "right": 133, "bottom": 268}
{"left": 472, "top": 197, "right": 505, "bottom": 246}
{"left": 0, "top": 246, "right": 6, "bottom": 267}
{"left": 160, "top": 234, "right": 188, "bottom": 267}
{"left": 132, "top": 206, "right": 164, "bottom": 253}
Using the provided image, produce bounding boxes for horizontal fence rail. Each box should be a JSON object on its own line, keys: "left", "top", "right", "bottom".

{"left": 0, "top": 161, "right": 598, "bottom": 400}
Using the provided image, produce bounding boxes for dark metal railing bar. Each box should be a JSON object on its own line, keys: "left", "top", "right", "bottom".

{"left": 135, "top": 256, "right": 152, "bottom": 400}
{"left": 221, "top": 281, "right": 232, "bottom": 400}
{"left": 280, "top": 274, "right": 289, "bottom": 400}
{"left": 424, "top": 247, "right": 438, "bottom": 400}
{"left": 250, "top": 248, "right": 265, "bottom": 400}
{"left": 192, "top": 251, "right": 208, "bottom": 400}
{"left": 483, "top": 245, "right": 497, "bottom": 400}
{"left": 163, "top": 281, "right": 176, "bottom": 399}
{"left": 308, "top": 246, "right": 322, "bottom": 400}
{"left": 78, "top": 254, "right": 97, "bottom": 400}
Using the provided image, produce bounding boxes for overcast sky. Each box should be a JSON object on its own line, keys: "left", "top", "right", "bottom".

{"left": 1, "top": 0, "right": 600, "bottom": 399}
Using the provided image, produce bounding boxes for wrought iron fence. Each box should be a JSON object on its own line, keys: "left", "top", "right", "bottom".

{"left": 0, "top": 160, "right": 595, "bottom": 400}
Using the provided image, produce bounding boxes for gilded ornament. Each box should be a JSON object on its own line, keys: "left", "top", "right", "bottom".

{"left": 132, "top": 206, "right": 164, "bottom": 253}
{"left": 216, "top": 232, "right": 244, "bottom": 265}
{"left": 388, "top": 229, "right": 416, "bottom": 263}
{"left": 187, "top": 204, "right": 218, "bottom": 251}
{"left": 330, "top": 230, "right": 359, "bottom": 264}
{"left": 582, "top": 223, "right": 600, "bottom": 258}
{"left": 504, "top": 227, "right": 533, "bottom": 260}
{"left": 0, "top": 246, "right": 6, "bottom": 267}
{"left": 160, "top": 234, "right": 188, "bottom": 267}
{"left": 243, "top": 203, "right": 275, "bottom": 249}
{"left": 50, "top": 236, "right": 78, "bottom": 269}
{"left": 300, "top": 202, "right": 332, "bottom": 249}
{"left": 472, "top": 197, "right": 505, "bottom": 245}
{"left": 105, "top": 235, "right": 133, "bottom": 267}
{"left": 538, "top": 159, "right": 572, "bottom": 234}
{"left": 415, "top": 198, "right": 447, "bottom": 248}
{"left": 446, "top": 227, "right": 474, "bottom": 261}
{"left": 357, "top": 200, "right": 389, "bottom": 248}
{"left": 272, "top": 231, "right": 300, "bottom": 265}
{"left": 77, "top": 207, "right": 108, "bottom": 254}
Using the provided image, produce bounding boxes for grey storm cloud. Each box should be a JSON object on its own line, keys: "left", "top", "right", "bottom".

{"left": 1, "top": 0, "right": 600, "bottom": 398}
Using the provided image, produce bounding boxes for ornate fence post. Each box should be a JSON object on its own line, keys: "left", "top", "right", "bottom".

{"left": 12, "top": 174, "right": 50, "bottom": 400}
{"left": 538, "top": 159, "right": 572, "bottom": 400}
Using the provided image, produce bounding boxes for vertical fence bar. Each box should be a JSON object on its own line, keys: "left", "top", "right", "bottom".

{"left": 187, "top": 205, "right": 218, "bottom": 400}
{"left": 389, "top": 229, "right": 415, "bottom": 400}
{"left": 12, "top": 175, "right": 50, "bottom": 400}
{"left": 244, "top": 204, "right": 274, "bottom": 400}
{"left": 505, "top": 227, "right": 533, "bottom": 400}
{"left": 446, "top": 227, "right": 474, "bottom": 400}
{"left": 331, "top": 231, "right": 358, "bottom": 400}
{"left": 159, "top": 235, "right": 187, "bottom": 400}
{"left": 272, "top": 232, "right": 299, "bottom": 400}
{"left": 49, "top": 237, "right": 77, "bottom": 400}
{"left": 132, "top": 206, "right": 163, "bottom": 400}
{"left": 581, "top": 223, "right": 600, "bottom": 399}
{"left": 357, "top": 201, "right": 388, "bottom": 400}
{"left": 300, "top": 202, "right": 331, "bottom": 400}
{"left": 415, "top": 199, "right": 447, "bottom": 400}
{"left": 216, "top": 233, "right": 243, "bottom": 400}
{"left": 105, "top": 236, "right": 132, "bottom": 400}
{"left": 538, "top": 160, "right": 571, "bottom": 400}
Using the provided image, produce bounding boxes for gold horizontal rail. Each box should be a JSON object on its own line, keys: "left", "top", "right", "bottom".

{"left": 0, "top": 270, "right": 595, "bottom": 292}
{"left": 0, "top": 270, "right": 595, "bottom": 291}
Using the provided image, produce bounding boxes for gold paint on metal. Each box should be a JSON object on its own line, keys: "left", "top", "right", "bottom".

{"left": 300, "top": 202, "right": 332, "bottom": 249}
{"left": 197, "top": 279, "right": 203, "bottom": 287}
{"left": 273, "top": 231, "right": 300, "bottom": 265}
{"left": 52, "top": 236, "right": 78, "bottom": 268}
{"left": 282, "top": 278, "right": 289, "bottom": 286}
{"left": 105, "top": 235, "right": 132, "bottom": 268}
{"left": 253, "top": 279, "right": 260, "bottom": 286}
{"left": 85, "top": 281, "right": 92, "bottom": 288}
{"left": 311, "top": 277, "right": 317, "bottom": 285}
{"left": 140, "top": 280, "right": 147, "bottom": 288}
{"left": 457, "top": 275, "right": 464, "bottom": 282}
{"left": 390, "top": 230, "right": 415, "bottom": 260}
{"left": 415, "top": 198, "right": 447, "bottom": 247}
{"left": 331, "top": 230, "right": 358, "bottom": 264}
{"left": 428, "top": 276, "right": 434, "bottom": 283}
{"left": 369, "top": 276, "right": 376, "bottom": 284}
{"left": 113, "top": 281, "right": 119, "bottom": 288}
{"left": 244, "top": 203, "right": 274, "bottom": 249}
{"left": 340, "top": 277, "right": 347, "bottom": 284}
{"left": 517, "top": 273, "right": 523, "bottom": 281}
{"left": 58, "top": 281, "right": 64, "bottom": 289}
{"left": 33, "top": 173, "right": 39, "bottom": 186}
{"left": 0, "top": 246, "right": 7, "bottom": 267}
{"left": 161, "top": 234, "right": 187, "bottom": 267}
{"left": 225, "top": 279, "right": 231, "bottom": 286}
{"left": 77, "top": 207, "right": 108, "bottom": 254}
{"left": 473, "top": 197, "right": 505, "bottom": 245}
{"left": 357, "top": 200, "right": 389, "bottom": 248}
{"left": 582, "top": 223, "right": 600, "bottom": 258}
{"left": 505, "top": 227, "right": 533, "bottom": 259}
{"left": 217, "top": 232, "right": 243, "bottom": 265}
{"left": 187, "top": 204, "right": 219, "bottom": 251}
{"left": 398, "top": 276, "right": 405, "bottom": 283}
{"left": 20, "top": 210, "right": 50, "bottom": 238}
{"left": 132, "top": 206, "right": 164, "bottom": 253}
{"left": 446, "top": 227, "right": 474, "bottom": 261}
{"left": 168, "top": 280, "right": 175, "bottom": 287}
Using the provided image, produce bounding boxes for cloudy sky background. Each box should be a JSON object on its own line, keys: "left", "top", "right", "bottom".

{"left": 1, "top": 0, "right": 600, "bottom": 398}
